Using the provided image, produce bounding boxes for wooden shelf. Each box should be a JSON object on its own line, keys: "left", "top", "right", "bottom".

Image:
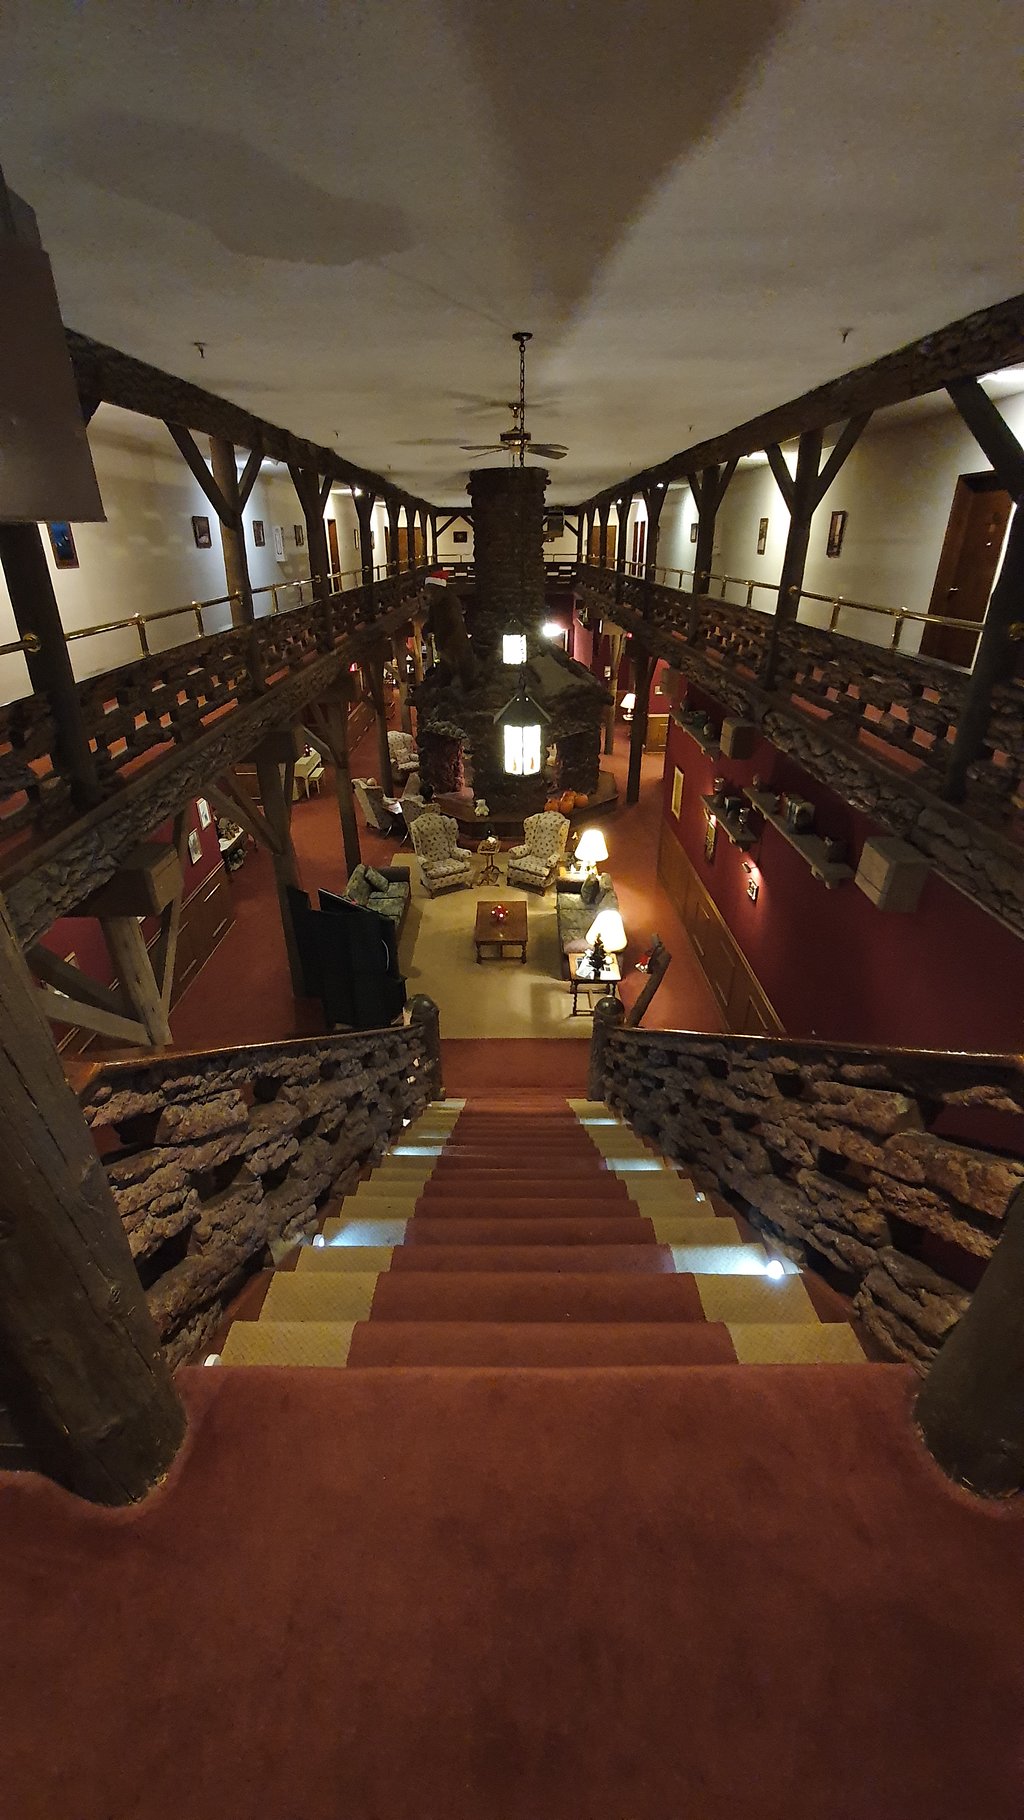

{"left": 742, "top": 787, "right": 853, "bottom": 888}
{"left": 674, "top": 715, "right": 720, "bottom": 758}
{"left": 701, "top": 795, "right": 757, "bottom": 851}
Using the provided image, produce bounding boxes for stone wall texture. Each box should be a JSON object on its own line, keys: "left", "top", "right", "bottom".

{"left": 81, "top": 1025, "right": 438, "bottom": 1368}
{"left": 595, "top": 1025, "right": 1024, "bottom": 1369}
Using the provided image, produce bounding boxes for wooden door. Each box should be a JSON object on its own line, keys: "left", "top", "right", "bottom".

{"left": 921, "top": 473, "right": 1012, "bottom": 666}
{"left": 326, "top": 517, "right": 340, "bottom": 584}
{"left": 397, "top": 528, "right": 410, "bottom": 567}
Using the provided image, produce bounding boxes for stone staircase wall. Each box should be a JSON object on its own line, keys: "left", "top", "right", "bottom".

{"left": 80, "top": 1017, "right": 440, "bottom": 1366}
{"left": 593, "top": 1022, "right": 1024, "bottom": 1367}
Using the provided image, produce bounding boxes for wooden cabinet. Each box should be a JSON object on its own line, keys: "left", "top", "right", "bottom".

{"left": 170, "top": 867, "right": 234, "bottom": 1006}
{"left": 658, "top": 824, "right": 783, "bottom": 1035}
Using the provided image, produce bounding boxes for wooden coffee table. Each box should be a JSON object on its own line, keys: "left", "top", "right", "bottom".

{"left": 474, "top": 898, "right": 528, "bottom": 963}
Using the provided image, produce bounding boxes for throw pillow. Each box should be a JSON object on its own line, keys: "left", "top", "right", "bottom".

{"left": 580, "top": 874, "right": 600, "bottom": 906}
{"left": 365, "top": 866, "right": 390, "bottom": 891}
{"left": 598, "top": 871, "right": 613, "bottom": 896}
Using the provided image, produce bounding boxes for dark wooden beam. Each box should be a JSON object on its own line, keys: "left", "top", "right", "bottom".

{"left": 812, "top": 412, "right": 872, "bottom": 506}
{"left": 237, "top": 443, "right": 263, "bottom": 511}
{"left": 0, "top": 524, "right": 103, "bottom": 811}
{"left": 947, "top": 379, "right": 1024, "bottom": 498}
{"left": 764, "top": 443, "right": 796, "bottom": 513}
{"left": 0, "top": 893, "right": 185, "bottom": 1504}
{"left": 164, "top": 423, "right": 233, "bottom": 523}
{"left": 581, "top": 291, "right": 1024, "bottom": 504}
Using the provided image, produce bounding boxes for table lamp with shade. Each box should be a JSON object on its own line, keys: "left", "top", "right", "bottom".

{"left": 573, "top": 826, "right": 609, "bottom": 879}
{"left": 584, "top": 906, "right": 627, "bottom": 978}
{"left": 620, "top": 691, "right": 637, "bottom": 723}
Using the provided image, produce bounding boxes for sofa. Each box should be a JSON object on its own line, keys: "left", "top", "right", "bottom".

{"left": 556, "top": 874, "right": 620, "bottom": 967}
{"left": 344, "top": 863, "right": 412, "bottom": 935}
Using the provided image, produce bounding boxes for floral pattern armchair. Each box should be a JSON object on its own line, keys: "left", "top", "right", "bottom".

{"left": 411, "top": 812, "right": 474, "bottom": 896}
{"left": 387, "top": 730, "right": 419, "bottom": 779}
{"left": 506, "top": 811, "right": 570, "bottom": 892}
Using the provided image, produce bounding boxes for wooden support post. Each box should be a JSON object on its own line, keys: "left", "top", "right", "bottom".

{"left": 254, "top": 737, "right": 304, "bottom": 995}
{"left": 323, "top": 694, "right": 362, "bottom": 874}
{"left": 355, "top": 492, "right": 376, "bottom": 590}
{"left": 411, "top": 615, "right": 426, "bottom": 684}
{"left": 943, "top": 502, "right": 1024, "bottom": 799}
{"left": 916, "top": 1182, "right": 1024, "bottom": 1496}
{"left": 614, "top": 496, "right": 630, "bottom": 599}
{"left": 100, "top": 916, "right": 173, "bottom": 1047}
{"left": 386, "top": 499, "right": 402, "bottom": 576}
{"left": 393, "top": 631, "right": 413, "bottom": 733}
{"left": 576, "top": 513, "right": 585, "bottom": 565}
{"left": 626, "top": 644, "right": 654, "bottom": 804}
{"left": 0, "top": 523, "right": 103, "bottom": 810}
{"left": 942, "top": 380, "right": 1024, "bottom": 800}
{"left": 686, "top": 461, "right": 738, "bottom": 637}
{"left": 604, "top": 626, "right": 626, "bottom": 755}
{"left": 289, "top": 461, "right": 335, "bottom": 651}
{"left": 208, "top": 436, "right": 256, "bottom": 628}
{"left": 0, "top": 891, "right": 185, "bottom": 1504}
{"left": 598, "top": 501, "right": 611, "bottom": 570}
{"left": 760, "top": 414, "right": 870, "bottom": 686}
{"left": 366, "top": 648, "right": 395, "bottom": 794}
{"left": 643, "top": 486, "right": 665, "bottom": 580}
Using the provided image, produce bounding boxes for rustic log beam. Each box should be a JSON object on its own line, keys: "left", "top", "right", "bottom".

{"left": 947, "top": 378, "right": 1024, "bottom": 498}
{"left": 209, "top": 435, "right": 256, "bottom": 633}
{"left": 149, "top": 811, "right": 190, "bottom": 1014}
{"left": 209, "top": 773, "right": 282, "bottom": 855}
{"left": 942, "top": 503, "right": 1024, "bottom": 800}
{"left": 34, "top": 980, "right": 148, "bottom": 1047}
{"left": 236, "top": 442, "right": 263, "bottom": 511}
{"left": 28, "top": 943, "right": 136, "bottom": 1022}
{"left": 614, "top": 495, "right": 630, "bottom": 600}
{"left": 366, "top": 648, "right": 395, "bottom": 795}
{"left": 254, "top": 737, "right": 304, "bottom": 995}
{"left": 626, "top": 644, "right": 654, "bottom": 804}
{"left": 686, "top": 461, "right": 736, "bottom": 637}
{"left": 0, "top": 891, "right": 185, "bottom": 1504}
{"left": 354, "top": 491, "right": 376, "bottom": 590}
{"left": 643, "top": 486, "right": 666, "bottom": 580}
{"left": 289, "top": 461, "right": 334, "bottom": 650}
{"left": 812, "top": 412, "right": 872, "bottom": 506}
{"left": 597, "top": 500, "right": 611, "bottom": 570}
{"left": 0, "top": 524, "right": 103, "bottom": 810}
{"left": 916, "top": 1182, "right": 1024, "bottom": 1496}
{"left": 307, "top": 692, "right": 361, "bottom": 874}
{"left": 100, "top": 915, "right": 173, "bottom": 1046}
{"left": 164, "top": 422, "right": 233, "bottom": 522}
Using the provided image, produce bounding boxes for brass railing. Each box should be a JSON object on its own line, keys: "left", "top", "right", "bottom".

{"left": 614, "top": 558, "right": 983, "bottom": 657}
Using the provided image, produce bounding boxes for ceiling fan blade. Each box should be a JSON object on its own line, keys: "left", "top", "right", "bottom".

{"left": 459, "top": 444, "right": 505, "bottom": 453}
{"left": 530, "top": 444, "right": 569, "bottom": 458}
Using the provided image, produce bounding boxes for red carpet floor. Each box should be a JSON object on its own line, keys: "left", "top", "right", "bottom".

{"left": 2, "top": 1363, "right": 1023, "bottom": 1820}
{"left": 167, "top": 713, "right": 722, "bottom": 1051}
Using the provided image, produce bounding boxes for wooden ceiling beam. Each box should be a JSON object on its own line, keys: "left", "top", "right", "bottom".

{"left": 579, "top": 290, "right": 1024, "bottom": 508}
{"left": 67, "top": 328, "right": 433, "bottom": 518}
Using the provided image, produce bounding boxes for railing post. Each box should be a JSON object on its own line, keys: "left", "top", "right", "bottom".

{"left": 588, "top": 993, "right": 625, "bottom": 1100}
{"left": 916, "top": 1183, "right": 1024, "bottom": 1496}
{"left": 0, "top": 889, "right": 185, "bottom": 1503}
{"left": 408, "top": 994, "right": 443, "bottom": 1101}
{"left": 941, "top": 503, "right": 1024, "bottom": 802}
{"left": 0, "top": 522, "right": 103, "bottom": 811}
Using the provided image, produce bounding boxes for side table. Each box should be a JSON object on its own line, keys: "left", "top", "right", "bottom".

{"left": 476, "top": 835, "right": 502, "bottom": 886}
{"left": 568, "top": 951, "right": 621, "bottom": 1016}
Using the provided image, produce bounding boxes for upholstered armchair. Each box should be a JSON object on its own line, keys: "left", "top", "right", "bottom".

{"left": 354, "top": 778, "right": 399, "bottom": 836}
{"left": 387, "top": 730, "right": 419, "bottom": 780}
{"left": 410, "top": 811, "right": 474, "bottom": 896}
{"left": 506, "top": 811, "right": 570, "bottom": 892}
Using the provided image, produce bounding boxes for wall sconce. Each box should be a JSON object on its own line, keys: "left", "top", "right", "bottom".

{"left": 742, "top": 858, "right": 760, "bottom": 903}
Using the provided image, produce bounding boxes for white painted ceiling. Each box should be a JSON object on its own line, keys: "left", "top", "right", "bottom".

{"left": 1, "top": 0, "right": 1021, "bottom": 505}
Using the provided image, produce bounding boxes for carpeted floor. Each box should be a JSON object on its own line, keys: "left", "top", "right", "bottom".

{"left": 167, "top": 713, "right": 723, "bottom": 1051}
{"left": 2, "top": 1362, "right": 1023, "bottom": 1820}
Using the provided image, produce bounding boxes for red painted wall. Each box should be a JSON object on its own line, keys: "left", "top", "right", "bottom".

{"left": 661, "top": 701, "right": 1024, "bottom": 1052}
{"left": 40, "top": 797, "right": 224, "bottom": 990}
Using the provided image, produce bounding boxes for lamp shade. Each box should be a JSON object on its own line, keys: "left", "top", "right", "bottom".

{"left": 620, "top": 691, "right": 636, "bottom": 715}
{"left": 574, "top": 827, "right": 609, "bottom": 869}
{"left": 586, "top": 908, "right": 627, "bottom": 952}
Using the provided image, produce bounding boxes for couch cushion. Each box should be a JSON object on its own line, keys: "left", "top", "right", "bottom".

{"left": 345, "top": 871, "right": 370, "bottom": 906}
{"left": 365, "top": 865, "right": 390, "bottom": 891}
{"left": 580, "top": 873, "right": 600, "bottom": 905}
{"left": 368, "top": 893, "right": 400, "bottom": 920}
{"left": 425, "top": 858, "right": 470, "bottom": 879}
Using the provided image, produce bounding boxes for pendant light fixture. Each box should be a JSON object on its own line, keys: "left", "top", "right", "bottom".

{"left": 494, "top": 673, "right": 550, "bottom": 776}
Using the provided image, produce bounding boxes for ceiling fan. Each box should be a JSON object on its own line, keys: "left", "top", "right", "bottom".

{"left": 460, "top": 332, "right": 568, "bottom": 463}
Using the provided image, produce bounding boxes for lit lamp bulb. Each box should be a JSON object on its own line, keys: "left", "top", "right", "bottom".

{"left": 542, "top": 620, "right": 566, "bottom": 642}
{"left": 585, "top": 908, "right": 627, "bottom": 954}
{"left": 574, "top": 827, "right": 609, "bottom": 878}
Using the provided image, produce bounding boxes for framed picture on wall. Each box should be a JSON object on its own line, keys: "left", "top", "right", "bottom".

{"left": 704, "top": 812, "right": 718, "bottom": 863}
{"left": 756, "top": 516, "right": 769, "bottom": 555}
{"left": 197, "top": 797, "right": 212, "bottom": 830}
{"left": 689, "top": 522, "right": 699, "bottom": 543}
{"left": 826, "top": 509, "right": 848, "bottom": 558}
{"left": 294, "top": 524, "right": 305, "bottom": 547}
{"left": 453, "top": 529, "right": 469, "bottom": 545}
{"left": 671, "top": 768, "right": 684, "bottom": 818}
{"left": 187, "top": 829, "right": 203, "bottom": 865}
{"left": 47, "top": 521, "right": 79, "bottom": 568}
{"left": 273, "top": 525, "right": 285, "bottom": 559}
{"left": 252, "top": 519, "right": 266, "bottom": 547}
{"left": 192, "top": 515, "right": 212, "bottom": 548}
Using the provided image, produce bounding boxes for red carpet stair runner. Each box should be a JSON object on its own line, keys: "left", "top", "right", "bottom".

{"left": 221, "top": 1097, "right": 865, "bottom": 1366}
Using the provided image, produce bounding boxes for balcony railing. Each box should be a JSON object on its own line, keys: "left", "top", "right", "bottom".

{"left": 614, "top": 558, "right": 984, "bottom": 658}
{"left": 0, "top": 565, "right": 426, "bottom": 878}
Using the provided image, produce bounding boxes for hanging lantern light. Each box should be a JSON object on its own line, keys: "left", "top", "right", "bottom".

{"left": 494, "top": 676, "right": 550, "bottom": 776}
{"left": 502, "top": 632, "right": 528, "bottom": 665}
